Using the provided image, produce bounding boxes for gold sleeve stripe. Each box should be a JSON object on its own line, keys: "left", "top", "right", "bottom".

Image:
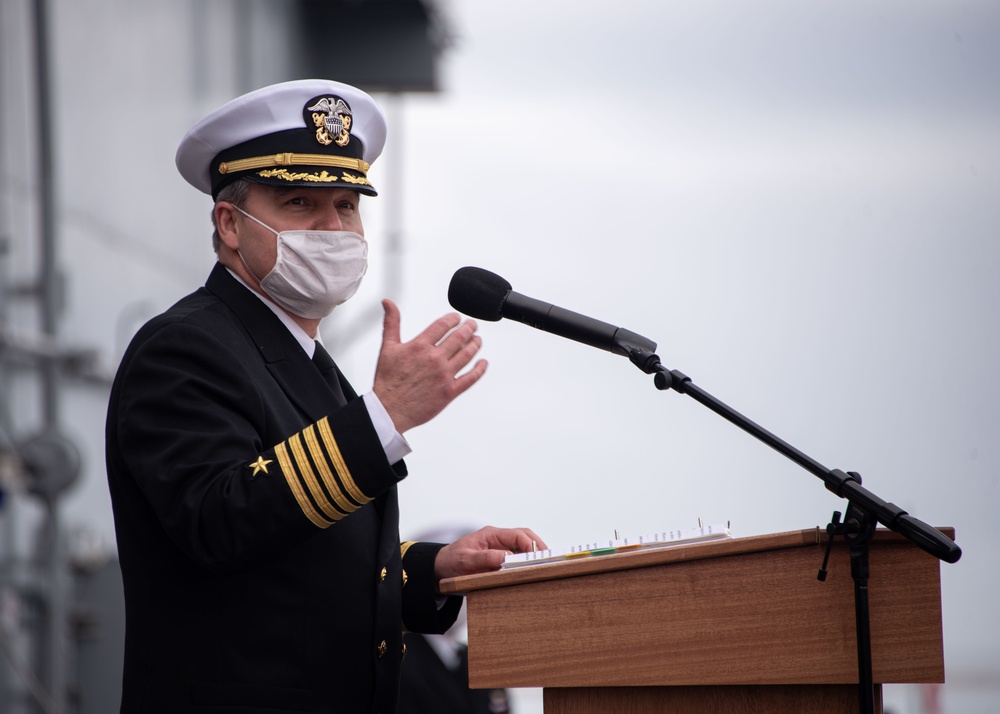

{"left": 303, "top": 424, "right": 357, "bottom": 515}
{"left": 288, "top": 433, "right": 341, "bottom": 522}
{"left": 218, "top": 153, "right": 370, "bottom": 176}
{"left": 275, "top": 442, "right": 333, "bottom": 529}
{"left": 400, "top": 541, "right": 416, "bottom": 560}
{"left": 317, "top": 417, "right": 371, "bottom": 505}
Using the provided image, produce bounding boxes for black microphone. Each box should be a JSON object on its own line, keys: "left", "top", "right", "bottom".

{"left": 447, "top": 266, "right": 658, "bottom": 362}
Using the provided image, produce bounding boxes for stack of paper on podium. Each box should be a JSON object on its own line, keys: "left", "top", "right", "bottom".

{"left": 502, "top": 523, "right": 731, "bottom": 568}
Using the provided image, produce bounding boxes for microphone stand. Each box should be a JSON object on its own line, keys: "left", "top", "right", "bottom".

{"left": 622, "top": 346, "right": 961, "bottom": 713}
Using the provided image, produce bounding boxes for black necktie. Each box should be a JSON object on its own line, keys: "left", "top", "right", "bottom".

{"left": 312, "top": 341, "right": 347, "bottom": 406}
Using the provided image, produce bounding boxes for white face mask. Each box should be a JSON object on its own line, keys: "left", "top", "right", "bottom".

{"left": 234, "top": 206, "right": 368, "bottom": 320}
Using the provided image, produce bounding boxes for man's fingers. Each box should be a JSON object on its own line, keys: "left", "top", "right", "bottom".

{"left": 476, "top": 550, "right": 508, "bottom": 572}
{"left": 452, "top": 359, "right": 488, "bottom": 396}
{"left": 449, "top": 547, "right": 507, "bottom": 579}
{"left": 444, "top": 333, "right": 482, "bottom": 371}
{"left": 516, "top": 528, "right": 548, "bottom": 552}
{"left": 418, "top": 312, "right": 463, "bottom": 346}
{"left": 489, "top": 527, "right": 548, "bottom": 554}
{"left": 418, "top": 314, "right": 485, "bottom": 374}
{"left": 380, "top": 299, "right": 401, "bottom": 346}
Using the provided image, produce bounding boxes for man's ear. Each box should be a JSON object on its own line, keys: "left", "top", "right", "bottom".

{"left": 215, "top": 202, "right": 240, "bottom": 250}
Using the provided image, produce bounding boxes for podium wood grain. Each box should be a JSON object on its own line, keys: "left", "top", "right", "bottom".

{"left": 441, "top": 528, "right": 947, "bottom": 701}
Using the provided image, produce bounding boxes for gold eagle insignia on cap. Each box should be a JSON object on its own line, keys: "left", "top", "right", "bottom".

{"left": 307, "top": 96, "right": 352, "bottom": 148}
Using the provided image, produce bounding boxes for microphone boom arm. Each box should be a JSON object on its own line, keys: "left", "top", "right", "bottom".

{"left": 650, "top": 363, "right": 960, "bottom": 563}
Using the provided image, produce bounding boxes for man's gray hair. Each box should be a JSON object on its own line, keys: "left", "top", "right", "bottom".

{"left": 211, "top": 180, "right": 252, "bottom": 253}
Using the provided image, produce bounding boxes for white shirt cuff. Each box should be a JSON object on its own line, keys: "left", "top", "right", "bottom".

{"left": 362, "top": 392, "right": 412, "bottom": 464}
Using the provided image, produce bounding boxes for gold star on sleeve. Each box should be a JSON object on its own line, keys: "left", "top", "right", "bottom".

{"left": 248, "top": 455, "right": 272, "bottom": 478}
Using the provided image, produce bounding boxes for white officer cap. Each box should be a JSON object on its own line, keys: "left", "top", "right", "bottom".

{"left": 175, "top": 79, "right": 387, "bottom": 199}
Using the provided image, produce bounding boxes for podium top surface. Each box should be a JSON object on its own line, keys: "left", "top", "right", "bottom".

{"left": 439, "top": 527, "right": 953, "bottom": 595}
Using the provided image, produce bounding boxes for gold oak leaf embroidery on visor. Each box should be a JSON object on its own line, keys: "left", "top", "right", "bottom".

{"left": 256, "top": 168, "right": 340, "bottom": 184}
{"left": 274, "top": 417, "right": 372, "bottom": 528}
{"left": 340, "top": 172, "right": 372, "bottom": 186}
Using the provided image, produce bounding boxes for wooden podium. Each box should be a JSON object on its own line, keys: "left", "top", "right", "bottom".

{"left": 439, "top": 528, "right": 949, "bottom": 714}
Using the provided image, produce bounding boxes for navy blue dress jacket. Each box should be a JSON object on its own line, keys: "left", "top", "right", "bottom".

{"left": 106, "top": 263, "right": 460, "bottom": 713}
